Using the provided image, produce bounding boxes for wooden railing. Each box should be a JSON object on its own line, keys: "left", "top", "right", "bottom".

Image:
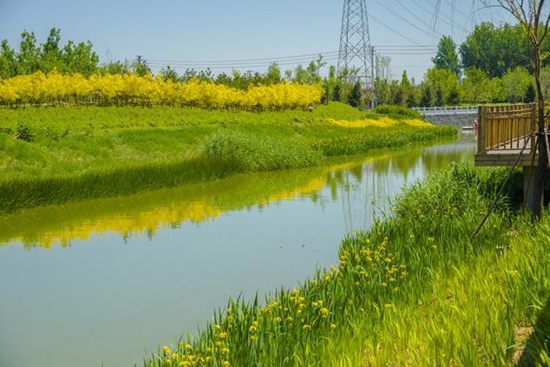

{"left": 477, "top": 104, "right": 537, "bottom": 154}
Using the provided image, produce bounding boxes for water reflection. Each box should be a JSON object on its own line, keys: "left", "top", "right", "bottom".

{"left": 0, "top": 138, "right": 474, "bottom": 249}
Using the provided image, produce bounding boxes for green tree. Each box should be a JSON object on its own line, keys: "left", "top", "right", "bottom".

{"left": 347, "top": 82, "right": 362, "bottom": 108}
{"left": 420, "top": 86, "right": 433, "bottom": 107}
{"left": 433, "top": 36, "right": 461, "bottom": 77}
{"left": 459, "top": 22, "right": 530, "bottom": 78}
{"left": 501, "top": 66, "right": 532, "bottom": 103}
{"left": 160, "top": 66, "right": 179, "bottom": 82}
{"left": 448, "top": 85, "right": 462, "bottom": 105}
{"left": 266, "top": 62, "right": 282, "bottom": 85}
{"left": 461, "top": 67, "right": 494, "bottom": 103}
{"left": 41, "top": 28, "right": 62, "bottom": 73}
{"left": 525, "top": 83, "right": 536, "bottom": 103}
{"left": 0, "top": 39, "right": 17, "bottom": 78}
{"left": 17, "top": 30, "right": 40, "bottom": 75}
{"left": 423, "top": 68, "right": 459, "bottom": 105}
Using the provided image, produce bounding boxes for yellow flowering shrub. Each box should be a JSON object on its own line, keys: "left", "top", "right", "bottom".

{"left": 0, "top": 71, "right": 323, "bottom": 110}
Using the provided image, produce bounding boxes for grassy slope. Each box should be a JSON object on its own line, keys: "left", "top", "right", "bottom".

{"left": 141, "top": 164, "right": 550, "bottom": 366}
{"left": 0, "top": 103, "right": 456, "bottom": 213}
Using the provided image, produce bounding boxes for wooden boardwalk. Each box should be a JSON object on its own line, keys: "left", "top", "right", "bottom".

{"left": 474, "top": 104, "right": 538, "bottom": 166}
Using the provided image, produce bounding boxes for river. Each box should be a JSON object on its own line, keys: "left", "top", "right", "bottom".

{"left": 0, "top": 135, "right": 474, "bottom": 367}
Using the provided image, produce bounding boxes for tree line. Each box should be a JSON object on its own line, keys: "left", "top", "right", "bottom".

{"left": 1, "top": 22, "right": 544, "bottom": 108}
{"left": 374, "top": 22, "right": 550, "bottom": 107}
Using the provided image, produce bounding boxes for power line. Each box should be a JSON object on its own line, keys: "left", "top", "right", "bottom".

{"left": 409, "top": 0, "right": 469, "bottom": 34}
{"left": 392, "top": 0, "right": 450, "bottom": 36}
{"left": 369, "top": 13, "right": 433, "bottom": 48}
{"left": 373, "top": 0, "right": 442, "bottom": 39}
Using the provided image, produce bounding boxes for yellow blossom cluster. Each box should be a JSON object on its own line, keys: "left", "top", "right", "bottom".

{"left": 326, "top": 116, "right": 434, "bottom": 129}
{"left": 0, "top": 71, "right": 323, "bottom": 110}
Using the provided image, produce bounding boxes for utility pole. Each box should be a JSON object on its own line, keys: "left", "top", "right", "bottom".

{"left": 337, "top": 0, "right": 375, "bottom": 90}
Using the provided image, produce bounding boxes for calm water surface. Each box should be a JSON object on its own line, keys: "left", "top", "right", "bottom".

{"left": 0, "top": 136, "right": 474, "bottom": 367}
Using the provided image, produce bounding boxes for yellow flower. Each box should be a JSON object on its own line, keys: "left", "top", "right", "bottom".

{"left": 286, "top": 317, "right": 294, "bottom": 322}
{"left": 222, "top": 347, "right": 229, "bottom": 354}
{"left": 249, "top": 325, "right": 257, "bottom": 333}
{"left": 303, "top": 325, "right": 311, "bottom": 330}
{"left": 163, "top": 346, "right": 171, "bottom": 355}
{"left": 219, "top": 332, "right": 227, "bottom": 339}
{"left": 509, "top": 270, "right": 518, "bottom": 276}
{"left": 320, "top": 308, "right": 329, "bottom": 317}
{"left": 214, "top": 324, "right": 221, "bottom": 330}
{"left": 386, "top": 303, "right": 393, "bottom": 308}
{"left": 365, "top": 238, "right": 371, "bottom": 244}
{"left": 223, "top": 362, "right": 230, "bottom": 367}
{"left": 179, "top": 362, "right": 189, "bottom": 367}
{"left": 330, "top": 323, "right": 336, "bottom": 329}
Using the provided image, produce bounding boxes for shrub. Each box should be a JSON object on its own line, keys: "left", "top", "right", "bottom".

{"left": 203, "top": 130, "right": 322, "bottom": 171}
{"left": 374, "top": 105, "right": 421, "bottom": 119}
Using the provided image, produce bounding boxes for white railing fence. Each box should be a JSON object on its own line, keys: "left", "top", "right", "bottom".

{"left": 412, "top": 106, "right": 479, "bottom": 116}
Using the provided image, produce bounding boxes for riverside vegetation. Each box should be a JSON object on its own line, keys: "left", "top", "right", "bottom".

{"left": 0, "top": 102, "right": 455, "bottom": 213}
{"left": 143, "top": 163, "right": 550, "bottom": 366}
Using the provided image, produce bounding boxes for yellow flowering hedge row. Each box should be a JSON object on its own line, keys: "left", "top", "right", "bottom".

{"left": 0, "top": 71, "right": 323, "bottom": 110}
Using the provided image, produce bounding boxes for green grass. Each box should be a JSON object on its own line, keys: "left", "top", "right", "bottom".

{"left": 0, "top": 102, "right": 457, "bottom": 213}
{"left": 140, "top": 163, "right": 550, "bottom": 366}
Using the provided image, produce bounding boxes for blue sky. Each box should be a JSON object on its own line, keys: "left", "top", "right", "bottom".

{"left": 0, "top": 0, "right": 515, "bottom": 81}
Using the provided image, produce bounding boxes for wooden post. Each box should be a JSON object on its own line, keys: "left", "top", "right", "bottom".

{"left": 531, "top": 103, "right": 537, "bottom": 155}
{"left": 478, "top": 106, "right": 487, "bottom": 154}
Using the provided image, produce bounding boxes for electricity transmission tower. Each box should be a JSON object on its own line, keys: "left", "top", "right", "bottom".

{"left": 338, "top": 0, "right": 374, "bottom": 89}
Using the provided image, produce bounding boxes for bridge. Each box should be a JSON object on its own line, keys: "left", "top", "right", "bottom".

{"left": 412, "top": 106, "right": 479, "bottom": 128}
{"left": 412, "top": 106, "right": 479, "bottom": 116}
{"left": 474, "top": 103, "right": 544, "bottom": 211}
{"left": 474, "top": 104, "right": 537, "bottom": 167}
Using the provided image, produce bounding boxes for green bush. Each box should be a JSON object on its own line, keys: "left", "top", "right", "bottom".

{"left": 203, "top": 130, "right": 322, "bottom": 171}
{"left": 374, "top": 105, "right": 421, "bottom": 119}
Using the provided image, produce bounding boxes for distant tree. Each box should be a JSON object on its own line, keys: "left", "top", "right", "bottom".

{"left": 160, "top": 66, "right": 179, "bottom": 82}
{"left": 525, "top": 83, "right": 536, "bottom": 103}
{"left": 17, "top": 30, "right": 40, "bottom": 75}
{"left": 459, "top": 22, "right": 530, "bottom": 77}
{"left": 423, "top": 68, "right": 459, "bottom": 104}
{"left": 347, "top": 82, "right": 362, "bottom": 108}
{"left": 420, "top": 86, "right": 433, "bottom": 107}
{"left": 400, "top": 70, "right": 411, "bottom": 105}
{"left": 0, "top": 39, "right": 17, "bottom": 78}
{"left": 333, "top": 83, "right": 342, "bottom": 102}
{"left": 393, "top": 86, "right": 404, "bottom": 106}
{"left": 132, "top": 56, "right": 151, "bottom": 77}
{"left": 448, "top": 85, "right": 462, "bottom": 105}
{"left": 462, "top": 67, "right": 492, "bottom": 103}
{"left": 98, "top": 60, "right": 130, "bottom": 75}
{"left": 501, "top": 66, "right": 531, "bottom": 103}
{"left": 435, "top": 88, "right": 444, "bottom": 106}
{"left": 433, "top": 36, "right": 461, "bottom": 77}
{"left": 266, "top": 62, "right": 282, "bottom": 84}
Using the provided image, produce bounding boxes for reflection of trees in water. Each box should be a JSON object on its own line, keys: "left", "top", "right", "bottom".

{"left": 336, "top": 142, "right": 474, "bottom": 234}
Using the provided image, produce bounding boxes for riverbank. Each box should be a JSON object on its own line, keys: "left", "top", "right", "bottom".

{"left": 141, "top": 163, "right": 550, "bottom": 366}
{"left": 0, "top": 103, "right": 456, "bottom": 213}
